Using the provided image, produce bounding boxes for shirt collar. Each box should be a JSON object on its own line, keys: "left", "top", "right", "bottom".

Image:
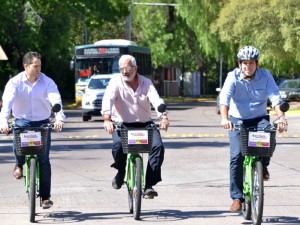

{"left": 238, "top": 68, "right": 259, "bottom": 81}
{"left": 21, "top": 71, "right": 42, "bottom": 82}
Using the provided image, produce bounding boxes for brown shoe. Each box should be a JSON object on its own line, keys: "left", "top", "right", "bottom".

{"left": 42, "top": 199, "right": 53, "bottom": 209}
{"left": 13, "top": 165, "right": 23, "bottom": 179}
{"left": 263, "top": 166, "right": 270, "bottom": 181}
{"left": 230, "top": 199, "right": 242, "bottom": 212}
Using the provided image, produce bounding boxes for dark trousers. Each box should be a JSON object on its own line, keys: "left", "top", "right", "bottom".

{"left": 229, "top": 115, "right": 271, "bottom": 201}
{"left": 111, "top": 122, "right": 165, "bottom": 188}
{"left": 13, "top": 119, "right": 52, "bottom": 200}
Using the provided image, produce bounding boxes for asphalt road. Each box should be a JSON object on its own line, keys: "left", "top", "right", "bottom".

{"left": 0, "top": 102, "right": 300, "bottom": 225}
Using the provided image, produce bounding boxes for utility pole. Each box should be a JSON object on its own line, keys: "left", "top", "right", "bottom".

{"left": 83, "top": 16, "right": 88, "bottom": 44}
{"left": 219, "top": 49, "right": 223, "bottom": 88}
{"left": 126, "top": 1, "right": 132, "bottom": 40}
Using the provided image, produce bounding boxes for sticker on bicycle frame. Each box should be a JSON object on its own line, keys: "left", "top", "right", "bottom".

{"left": 248, "top": 131, "right": 270, "bottom": 147}
{"left": 127, "top": 130, "right": 148, "bottom": 144}
{"left": 20, "top": 131, "right": 42, "bottom": 147}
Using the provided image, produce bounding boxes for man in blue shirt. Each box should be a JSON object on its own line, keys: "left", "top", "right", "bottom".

{"left": 219, "top": 46, "right": 288, "bottom": 212}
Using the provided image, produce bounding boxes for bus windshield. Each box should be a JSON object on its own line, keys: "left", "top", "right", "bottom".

{"left": 76, "top": 57, "right": 120, "bottom": 76}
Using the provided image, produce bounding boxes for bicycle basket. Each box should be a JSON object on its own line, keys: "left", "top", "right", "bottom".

{"left": 120, "top": 127, "right": 154, "bottom": 153}
{"left": 14, "top": 127, "right": 49, "bottom": 156}
{"left": 240, "top": 129, "right": 276, "bottom": 157}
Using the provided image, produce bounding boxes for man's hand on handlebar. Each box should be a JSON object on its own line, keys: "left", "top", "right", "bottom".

{"left": 54, "top": 121, "right": 64, "bottom": 132}
{"left": 103, "top": 120, "right": 114, "bottom": 134}
{"left": 159, "top": 118, "right": 169, "bottom": 131}
{"left": 274, "top": 118, "right": 288, "bottom": 133}
{"left": 221, "top": 118, "right": 233, "bottom": 131}
{"left": 0, "top": 123, "right": 9, "bottom": 134}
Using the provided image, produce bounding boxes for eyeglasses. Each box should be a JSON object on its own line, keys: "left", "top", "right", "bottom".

{"left": 119, "top": 66, "right": 135, "bottom": 73}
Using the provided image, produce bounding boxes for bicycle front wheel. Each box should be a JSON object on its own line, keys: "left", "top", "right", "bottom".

{"left": 28, "top": 158, "right": 37, "bottom": 222}
{"left": 133, "top": 157, "right": 142, "bottom": 220}
{"left": 251, "top": 161, "right": 264, "bottom": 225}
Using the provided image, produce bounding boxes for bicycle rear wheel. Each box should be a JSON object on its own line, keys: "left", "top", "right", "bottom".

{"left": 133, "top": 157, "right": 142, "bottom": 220}
{"left": 242, "top": 167, "right": 251, "bottom": 220}
{"left": 28, "top": 158, "right": 37, "bottom": 222}
{"left": 251, "top": 161, "right": 264, "bottom": 225}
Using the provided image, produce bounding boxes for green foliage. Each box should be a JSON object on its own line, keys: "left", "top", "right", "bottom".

{"left": 211, "top": 0, "right": 300, "bottom": 75}
{"left": 0, "top": 0, "right": 129, "bottom": 100}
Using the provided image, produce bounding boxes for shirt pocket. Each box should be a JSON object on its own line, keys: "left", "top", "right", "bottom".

{"left": 253, "top": 88, "right": 267, "bottom": 101}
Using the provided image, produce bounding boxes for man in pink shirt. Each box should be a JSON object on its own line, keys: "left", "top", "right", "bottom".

{"left": 0, "top": 52, "right": 65, "bottom": 209}
{"left": 102, "top": 54, "right": 169, "bottom": 198}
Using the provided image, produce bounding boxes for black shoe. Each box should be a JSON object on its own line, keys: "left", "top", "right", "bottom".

{"left": 112, "top": 172, "right": 125, "bottom": 189}
{"left": 143, "top": 187, "right": 158, "bottom": 199}
{"left": 263, "top": 166, "right": 270, "bottom": 181}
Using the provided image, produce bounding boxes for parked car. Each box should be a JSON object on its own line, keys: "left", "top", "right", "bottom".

{"left": 81, "top": 74, "right": 113, "bottom": 121}
{"left": 278, "top": 79, "right": 300, "bottom": 101}
{"left": 274, "top": 77, "right": 286, "bottom": 86}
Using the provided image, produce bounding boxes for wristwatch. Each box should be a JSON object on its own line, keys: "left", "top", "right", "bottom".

{"left": 279, "top": 115, "right": 286, "bottom": 120}
{"left": 161, "top": 115, "right": 168, "bottom": 120}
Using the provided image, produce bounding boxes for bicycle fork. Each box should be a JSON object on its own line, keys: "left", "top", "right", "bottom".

{"left": 24, "top": 156, "right": 40, "bottom": 199}
{"left": 243, "top": 156, "right": 256, "bottom": 201}
{"left": 125, "top": 153, "right": 145, "bottom": 191}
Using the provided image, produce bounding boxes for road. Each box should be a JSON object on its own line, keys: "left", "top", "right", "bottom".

{"left": 0, "top": 102, "right": 300, "bottom": 225}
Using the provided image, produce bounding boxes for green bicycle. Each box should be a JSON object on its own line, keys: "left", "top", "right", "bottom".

{"left": 236, "top": 102, "right": 289, "bottom": 225}
{"left": 9, "top": 104, "right": 61, "bottom": 223}
{"left": 115, "top": 104, "right": 166, "bottom": 220}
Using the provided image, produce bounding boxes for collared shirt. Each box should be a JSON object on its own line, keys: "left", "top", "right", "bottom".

{"left": 0, "top": 71, "right": 66, "bottom": 123}
{"left": 219, "top": 68, "right": 282, "bottom": 119}
{"left": 101, "top": 74, "right": 165, "bottom": 123}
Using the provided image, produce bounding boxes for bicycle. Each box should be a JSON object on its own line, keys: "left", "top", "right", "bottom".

{"left": 114, "top": 104, "right": 167, "bottom": 220}
{"left": 8, "top": 104, "right": 61, "bottom": 223}
{"left": 234, "top": 102, "right": 289, "bottom": 225}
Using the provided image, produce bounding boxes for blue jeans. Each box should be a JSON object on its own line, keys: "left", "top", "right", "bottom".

{"left": 13, "top": 119, "right": 52, "bottom": 200}
{"left": 111, "top": 122, "right": 165, "bottom": 188}
{"left": 229, "top": 115, "right": 271, "bottom": 201}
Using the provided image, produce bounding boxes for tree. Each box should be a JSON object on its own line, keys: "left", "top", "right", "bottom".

{"left": 211, "top": 0, "right": 300, "bottom": 77}
{"left": 0, "top": 0, "right": 129, "bottom": 99}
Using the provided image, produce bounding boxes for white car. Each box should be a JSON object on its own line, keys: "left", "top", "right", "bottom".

{"left": 81, "top": 74, "right": 113, "bottom": 121}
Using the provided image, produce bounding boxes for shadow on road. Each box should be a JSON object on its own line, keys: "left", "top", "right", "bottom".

{"left": 40, "top": 210, "right": 300, "bottom": 224}
{"left": 37, "top": 209, "right": 232, "bottom": 223}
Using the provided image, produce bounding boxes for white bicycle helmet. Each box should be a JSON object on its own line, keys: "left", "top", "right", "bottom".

{"left": 237, "top": 46, "right": 260, "bottom": 61}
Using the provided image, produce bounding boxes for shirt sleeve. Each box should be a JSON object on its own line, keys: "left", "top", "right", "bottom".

{"left": 219, "top": 70, "right": 237, "bottom": 107}
{"left": 0, "top": 79, "right": 17, "bottom": 124}
{"left": 101, "top": 76, "right": 118, "bottom": 116}
{"left": 145, "top": 78, "right": 166, "bottom": 116}
{"left": 265, "top": 70, "right": 283, "bottom": 108}
{"left": 46, "top": 77, "right": 66, "bottom": 122}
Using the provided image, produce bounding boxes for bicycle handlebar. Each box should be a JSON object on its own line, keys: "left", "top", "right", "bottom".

{"left": 232, "top": 101, "right": 290, "bottom": 131}
{"left": 7, "top": 122, "right": 55, "bottom": 135}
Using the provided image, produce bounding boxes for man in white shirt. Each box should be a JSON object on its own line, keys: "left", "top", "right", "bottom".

{"left": 102, "top": 54, "right": 169, "bottom": 199}
{"left": 0, "top": 51, "right": 65, "bottom": 209}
